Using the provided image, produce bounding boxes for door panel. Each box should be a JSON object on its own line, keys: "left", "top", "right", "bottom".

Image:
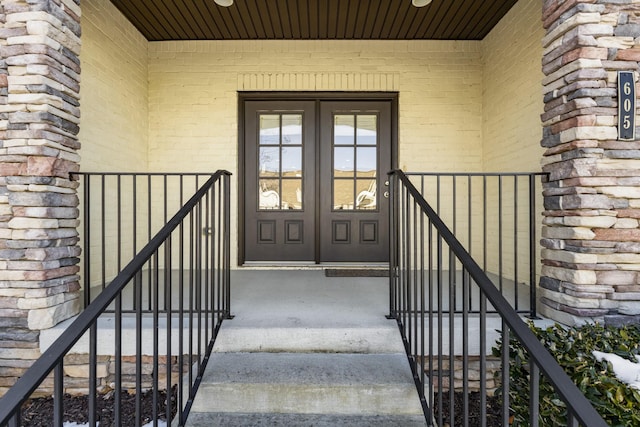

{"left": 319, "top": 101, "right": 391, "bottom": 262}
{"left": 243, "top": 98, "right": 392, "bottom": 263}
{"left": 244, "top": 101, "right": 316, "bottom": 261}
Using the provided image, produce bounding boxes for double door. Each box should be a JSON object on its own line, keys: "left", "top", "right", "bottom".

{"left": 243, "top": 99, "right": 393, "bottom": 263}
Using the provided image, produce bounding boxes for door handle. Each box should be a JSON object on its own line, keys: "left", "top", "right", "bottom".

{"left": 383, "top": 191, "right": 389, "bottom": 199}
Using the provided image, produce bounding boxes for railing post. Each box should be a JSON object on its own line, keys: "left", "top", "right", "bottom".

{"left": 387, "top": 172, "right": 397, "bottom": 319}
{"left": 223, "top": 173, "right": 233, "bottom": 319}
{"left": 529, "top": 174, "right": 538, "bottom": 319}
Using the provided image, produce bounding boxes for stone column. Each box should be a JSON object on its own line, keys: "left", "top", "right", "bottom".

{"left": 540, "top": 0, "right": 640, "bottom": 326}
{"left": 0, "top": 0, "right": 81, "bottom": 394}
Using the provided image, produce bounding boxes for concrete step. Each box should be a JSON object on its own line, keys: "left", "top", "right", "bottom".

{"left": 187, "top": 352, "right": 425, "bottom": 418}
{"left": 212, "top": 326, "right": 405, "bottom": 354}
{"left": 186, "top": 412, "right": 427, "bottom": 426}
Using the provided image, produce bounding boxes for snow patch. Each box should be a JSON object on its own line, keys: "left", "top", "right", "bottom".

{"left": 593, "top": 350, "right": 640, "bottom": 391}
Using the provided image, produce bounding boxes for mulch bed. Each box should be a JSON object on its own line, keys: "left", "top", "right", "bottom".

{"left": 434, "top": 391, "right": 504, "bottom": 427}
{"left": 19, "top": 387, "right": 500, "bottom": 426}
{"left": 20, "top": 387, "right": 177, "bottom": 427}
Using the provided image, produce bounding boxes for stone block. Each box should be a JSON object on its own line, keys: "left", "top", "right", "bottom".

{"left": 600, "top": 186, "right": 640, "bottom": 199}
{"left": 542, "top": 265, "right": 597, "bottom": 285}
{"left": 542, "top": 248, "right": 598, "bottom": 264}
{"left": 596, "top": 270, "right": 638, "bottom": 285}
{"left": 594, "top": 228, "right": 640, "bottom": 242}
{"left": 64, "top": 363, "right": 109, "bottom": 379}
{"left": 539, "top": 287, "right": 600, "bottom": 308}
{"left": 542, "top": 225, "right": 595, "bottom": 240}
{"left": 604, "top": 314, "right": 640, "bottom": 327}
{"left": 563, "top": 215, "right": 617, "bottom": 228}
{"left": 614, "top": 218, "right": 639, "bottom": 229}
{"left": 27, "top": 296, "right": 79, "bottom": 330}
{"left": 618, "top": 301, "right": 640, "bottom": 315}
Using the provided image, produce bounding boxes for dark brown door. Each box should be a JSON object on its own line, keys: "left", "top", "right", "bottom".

{"left": 243, "top": 99, "right": 392, "bottom": 263}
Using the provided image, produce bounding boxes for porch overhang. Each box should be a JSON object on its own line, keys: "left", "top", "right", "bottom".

{"left": 109, "top": 0, "right": 518, "bottom": 41}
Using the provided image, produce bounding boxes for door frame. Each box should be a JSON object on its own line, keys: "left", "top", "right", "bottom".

{"left": 237, "top": 91, "right": 399, "bottom": 266}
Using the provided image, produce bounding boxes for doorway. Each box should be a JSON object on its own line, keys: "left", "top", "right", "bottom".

{"left": 240, "top": 94, "right": 396, "bottom": 264}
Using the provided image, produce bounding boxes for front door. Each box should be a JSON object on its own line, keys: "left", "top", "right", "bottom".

{"left": 242, "top": 97, "right": 393, "bottom": 264}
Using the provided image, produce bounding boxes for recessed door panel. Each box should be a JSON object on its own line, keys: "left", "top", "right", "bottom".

{"left": 242, "top": 98, "right": 392, "bottom": 263}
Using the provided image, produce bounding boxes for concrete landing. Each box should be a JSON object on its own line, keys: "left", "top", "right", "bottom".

{"left": 185, "top": 269, "right": 427, "bottom": 426}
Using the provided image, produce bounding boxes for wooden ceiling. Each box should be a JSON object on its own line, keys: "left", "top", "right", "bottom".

{"left": 109, "top": 0, "right": 519, "bottom": 41}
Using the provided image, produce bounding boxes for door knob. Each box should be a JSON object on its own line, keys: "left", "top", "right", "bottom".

{"left": 383, "top": 191, "right": 389, "bottom": 198}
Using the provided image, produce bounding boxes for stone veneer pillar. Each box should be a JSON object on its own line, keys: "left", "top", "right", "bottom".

{"left": 0, "top": 0, "right": 81, "bottom": 393}
{"left": 540, "top": 0, "right": 640, "bottom": 326}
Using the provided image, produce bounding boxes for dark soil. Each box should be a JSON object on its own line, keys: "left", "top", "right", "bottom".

{"left": 20, "top": 388, "right": 499, "bottom": 426}
{"left": 434, "top": 391, "right": 504, "bottom": 427}
{"left": 20, "top": 387, "right": 177, "bottom": 427}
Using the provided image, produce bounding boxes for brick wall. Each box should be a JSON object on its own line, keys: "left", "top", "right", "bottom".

{"left": 79, "top": 0, "right": 148, "bottom": 172}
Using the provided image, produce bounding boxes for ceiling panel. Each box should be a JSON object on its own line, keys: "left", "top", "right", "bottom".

{"left": 109, "top": 0, "right": 518, "bottom": 41}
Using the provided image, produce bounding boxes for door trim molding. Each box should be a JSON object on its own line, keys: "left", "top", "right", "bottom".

{"left": 237, "top": 92, "right": 399, "bottom": 266}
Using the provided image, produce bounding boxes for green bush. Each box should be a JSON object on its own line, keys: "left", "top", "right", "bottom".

{"left": 493, "top": 322, "right": 640, "bottom": 426}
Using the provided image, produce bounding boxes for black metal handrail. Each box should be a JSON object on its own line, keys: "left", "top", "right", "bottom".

{"left": 405, "top": 172, "right": 547, "bottom": 317}
{"left": 0, "top": 170, "right": 232, "bottom": 427}
{"left": 389, "top": 169, "right": 606, "bottom": 426}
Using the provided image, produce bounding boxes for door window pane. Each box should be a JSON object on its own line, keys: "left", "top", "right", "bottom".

{"left": 282, "top": 147, "right": 302, "bottom": 175}
{"left": 282, "top": 179, "right": 302, "bottom": 210}
{"left": 356, "top": 147, "right": 377, "bottom": 176}
{"left": 334, "top": 179, "right": 354, "bottom": 210}
{"left": 259, "top": 147, "right": 280, "bottom": 176}
{"left": 259, "top": 179, "right": 280, "bottom": 209}
{"left": 334, "top": 115, "right": 355, "bottom": 145}
{"left": 334, "top": 147, "right": 354, "bottom": 176}
{"left": 260, "top": 115, "right": 280, "bottom": 145}
{"left": 282, "top": 115, "right": 302, "bottom": 145}
{"left": 356, "top": 179, "right": 377, "bottom": 210}
{"left": 257, "top": 113, "right": 303, "bottom": 210}
{"left": 356, "top": 115, "right": 377, "bottom": 146}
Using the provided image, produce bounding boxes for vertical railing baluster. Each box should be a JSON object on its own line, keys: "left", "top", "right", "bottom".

{"left": 480, "top": 292, "right": 487, "bottom": 427}
{"left": 178, "top": 176, "right": 185, "bottom": 426}
{"left": 83, "top": 174, "right": 91, "bottom": 307}
{"left": 428, "top": 219, "right": 434, "bottom": 425}
{"left": 437, "top": 232, "right": 443, "bottom": 427}
{"left": 135, "top": 270, "right": 143, "bottom": 427}
{"left": 530, "top": 361, "right": 540, "bottom": 427}
{"left": 462, "top": 269, "right": 469, "bottom": 427}
{"left": 152, "top": 251, "right": 160, "bottom": 427}
{"left": 388, "top": 173, "right": 396, "bottom": 318}
{"left": 498, "top": 176, "right": 503, "bottom": 293}
{"left": 165, "top": 236, "right": 173, "bottom": 425}
{"left": 514, "top": 176, "right": 519, "bottom": 311}
{"left": 53, "top": 362, "right": 63, "bottom": 427}
{"left": 115, "top": 174, "right": 122, "bottom": 427}
{"left": 501, "top": 321, "right": 510, "bottom": 426}
{"left": 101, "top": 175, "right": 106, "bottom": 293}
{"left": 89, "top": 322, "right": 97, "bottom": 427}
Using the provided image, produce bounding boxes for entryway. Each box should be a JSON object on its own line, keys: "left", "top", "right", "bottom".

{"left": 240, "top": 94, "right": 396, "bottom": 264}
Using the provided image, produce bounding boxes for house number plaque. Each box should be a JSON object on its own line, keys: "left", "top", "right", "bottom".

{"left": 618, "top": 71, "right": 636, "bottom": 141}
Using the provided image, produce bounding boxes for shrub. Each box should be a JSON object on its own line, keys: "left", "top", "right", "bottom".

{"left": 493, "top": 322, "right": 640, "bottom": 426}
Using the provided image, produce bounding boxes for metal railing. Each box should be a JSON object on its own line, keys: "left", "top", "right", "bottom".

{"left": 73, "top": 172, "right": 220, "bottom": 312}
{"left": 405, "top": 172, "right": 547, "bottom": 318}
{"left": 388, "top": 169, "right": 606, "bottom": 426}
{"left": 0, "top": 170, "right": 232, "bottom": 427}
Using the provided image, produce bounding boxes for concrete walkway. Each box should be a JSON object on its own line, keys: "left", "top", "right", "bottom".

{"left": 186, "top": 269, "right": 427, "bottom": 426}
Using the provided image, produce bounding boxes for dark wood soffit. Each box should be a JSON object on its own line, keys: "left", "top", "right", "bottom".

{"left": 109, "top": 0, "right": 519, "bottom": 41}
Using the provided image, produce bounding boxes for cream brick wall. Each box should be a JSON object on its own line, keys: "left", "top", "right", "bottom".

{"left": 482, "top": 0, "right": 544, "bottom": 171}
{"left": 148, "top": 40, "right": 484, "bottom": 175}
{"left": 79, "top": 0, "right": 148, "bottom": 172}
